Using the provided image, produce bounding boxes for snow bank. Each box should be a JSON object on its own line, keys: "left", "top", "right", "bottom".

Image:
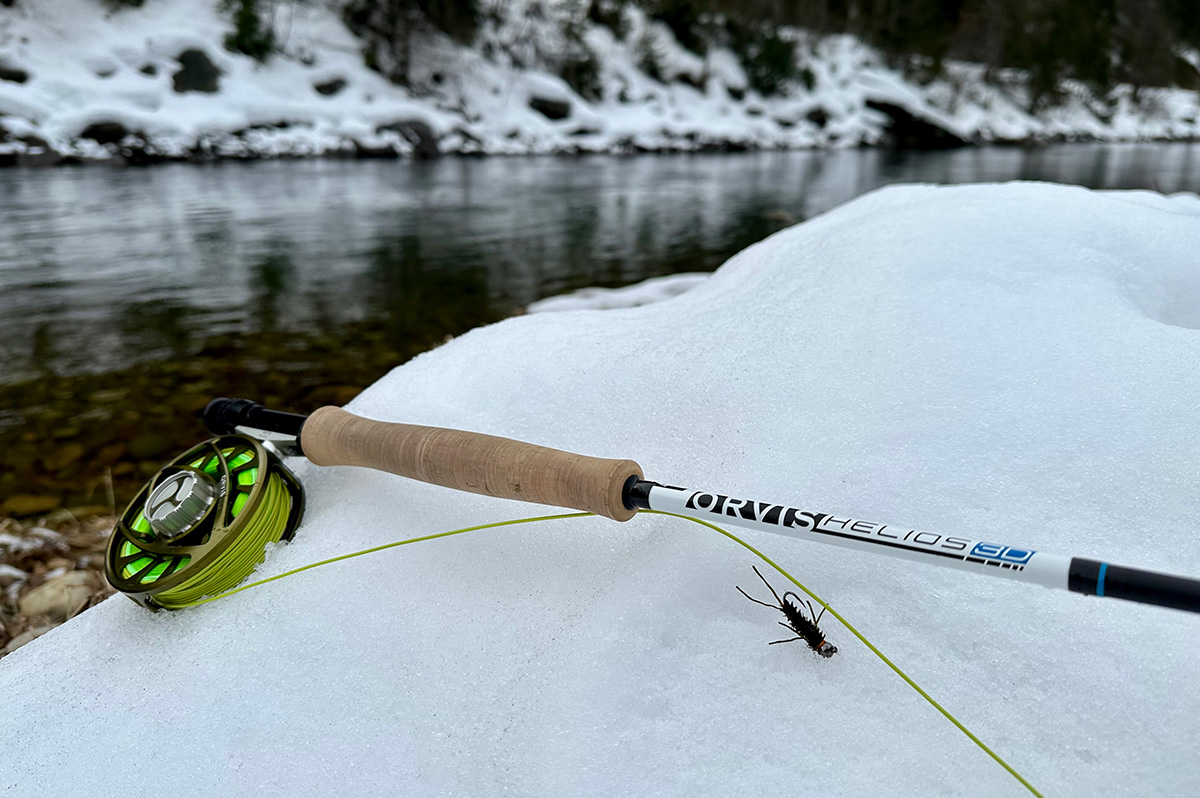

{"left": 3, "top": 183, "right": 1200, "bottom": 797}
{"left": 1, "top": 0, "right": 1198, "bottom": 163}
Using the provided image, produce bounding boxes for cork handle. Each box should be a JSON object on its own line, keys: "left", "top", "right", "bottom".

{"left": 301, "top": 407, "right": 643, "bottom": 521}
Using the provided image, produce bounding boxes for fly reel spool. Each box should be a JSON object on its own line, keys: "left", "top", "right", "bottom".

{"left": 105, "top": 435, "right": 305, "bottom": 610}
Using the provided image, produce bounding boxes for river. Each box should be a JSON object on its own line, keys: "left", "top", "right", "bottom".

{"left": 1, "top": 143, "right": 1197, "bottom": 508}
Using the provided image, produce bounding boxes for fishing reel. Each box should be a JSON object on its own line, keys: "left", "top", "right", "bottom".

{"left": 105, "top": 432, "right": 305, "bottom": 610}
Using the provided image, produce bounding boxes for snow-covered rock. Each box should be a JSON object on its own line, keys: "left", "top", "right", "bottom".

{"left": 2, "top": 182, "right": 1199, "bottom": 797}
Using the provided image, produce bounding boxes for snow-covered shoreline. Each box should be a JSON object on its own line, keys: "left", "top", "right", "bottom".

{"left": 2, "top": 0, "right": 1199, "bottom": 166}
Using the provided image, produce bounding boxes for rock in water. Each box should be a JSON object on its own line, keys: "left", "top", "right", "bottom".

{"left": 0, "top": 495, "right": 61, "bottom": 516}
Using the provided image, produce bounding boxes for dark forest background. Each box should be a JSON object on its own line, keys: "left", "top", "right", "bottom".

{"left": 345, "top": 0, "right": 1200, "bottom": 108}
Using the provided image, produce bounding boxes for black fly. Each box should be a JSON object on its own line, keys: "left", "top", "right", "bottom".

{"left": 737, "top": 566, "right": 838, "bottom": 658}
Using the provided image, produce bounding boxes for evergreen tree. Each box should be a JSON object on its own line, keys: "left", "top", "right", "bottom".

{"left": 626, "top": 0, "right": 1200, "bottom": 107}
{"left": 223, "top": 0, "right": 277, "bottom": 62}
{"left": 343, "top": 0, "right": 480, "bottom": 86}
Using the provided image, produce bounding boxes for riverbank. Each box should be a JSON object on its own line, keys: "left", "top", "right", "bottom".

{"left": 0, "top": 510, "right": 114, "bottom": 658}
{"left": 2, "top": 0, "right": 1199, "bottom": 167}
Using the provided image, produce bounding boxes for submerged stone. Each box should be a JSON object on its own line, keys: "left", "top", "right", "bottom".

{"left": 0, "top": 495, "right": 61, "bottom": 517}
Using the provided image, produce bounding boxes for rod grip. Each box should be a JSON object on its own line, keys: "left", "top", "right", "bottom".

{"left": 300, "top": 407, "right": 643, "bottom": 521}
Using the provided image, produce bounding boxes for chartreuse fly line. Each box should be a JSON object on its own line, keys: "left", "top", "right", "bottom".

{"left": 188, "top": 510, "right": 1043, "bottom": 798}
{"left": 153, "top": 473, "right": 293, "bottom": 609}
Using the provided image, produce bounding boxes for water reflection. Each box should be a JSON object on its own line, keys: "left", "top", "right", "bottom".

{"left": 250, "top": 249, "right": 296, "bottom": 334}
{"left": 116, "top": 298, "right": 198, "bottom": 361}
{"left": 0, "top": 144, "right": 1197, "bottom": 385}
{"left": 358, "top": 234, "right": 494, "bottom": 341}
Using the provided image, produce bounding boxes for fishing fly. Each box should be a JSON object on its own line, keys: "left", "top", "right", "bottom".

{"left": 737, "top": 566, "right": 838, "bottom": 657}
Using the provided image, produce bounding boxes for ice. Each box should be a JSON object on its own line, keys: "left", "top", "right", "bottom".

{"left": 1, "top": 182, "right": 1198, "bottom": 796}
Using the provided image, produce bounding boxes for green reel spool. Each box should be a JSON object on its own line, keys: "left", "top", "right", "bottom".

{"left": 105, "top": 434, "right": 305, "bottom": 610}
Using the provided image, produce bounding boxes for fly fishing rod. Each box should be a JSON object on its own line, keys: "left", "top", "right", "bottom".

{"left": 106, "top": 397, "right": 1200, "bottom": 614}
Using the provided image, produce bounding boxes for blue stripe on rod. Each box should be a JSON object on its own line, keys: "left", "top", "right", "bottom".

{"left": 1097, "top": 562, "right": 1108, "bottom": 597}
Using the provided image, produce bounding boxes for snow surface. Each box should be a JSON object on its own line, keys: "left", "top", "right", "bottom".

{"left": 1, "top": 0, "right": 1198, "bottom": 161}
{"left": 527, "top": 272, "right": 709, "bottom": 312}
{"left": 3, "top": 183, "right": 1200, "bottom": 796}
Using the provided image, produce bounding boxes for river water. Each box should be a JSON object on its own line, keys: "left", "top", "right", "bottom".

{"left": 3, "top": 143, "right": 1198, "bottom": 384}
{"left": 1, "top": 143, "right": 1198, "bottom": 507}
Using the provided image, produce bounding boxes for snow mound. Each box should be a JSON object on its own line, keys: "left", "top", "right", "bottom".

{"left": 3, "top": 183, "right": 1200, "bottom": 797}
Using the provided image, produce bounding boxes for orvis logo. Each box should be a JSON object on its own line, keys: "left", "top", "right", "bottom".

{"left": 969, "top": 542, "right": 1035, "bottom": 564}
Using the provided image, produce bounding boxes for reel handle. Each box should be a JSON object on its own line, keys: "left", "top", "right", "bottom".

{"left": 301, "top": 407, "right": 643, "bottom": 521}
